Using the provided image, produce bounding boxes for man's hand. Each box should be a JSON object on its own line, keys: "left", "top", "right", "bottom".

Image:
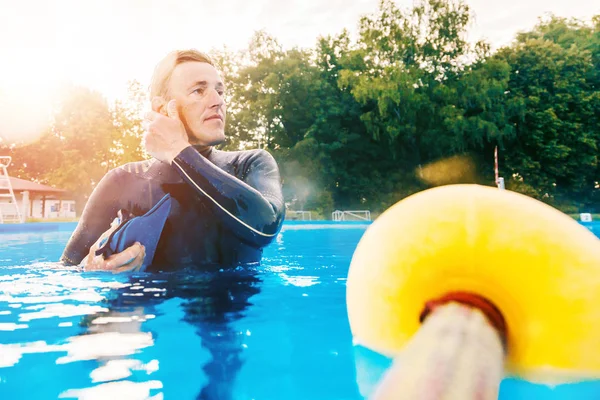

{"left": 143, "top": 99, "right": 190, "bottom": 164}
{"left": 83, "top": 218, "right": 146, "bottom": 273}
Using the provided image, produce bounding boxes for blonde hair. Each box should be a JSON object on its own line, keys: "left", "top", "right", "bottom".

{"left": 149, "top": 49, "right": 215, "bottom": 98}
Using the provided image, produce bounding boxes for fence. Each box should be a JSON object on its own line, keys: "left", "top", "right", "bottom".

{"left": 331, "top": 210, "right": 371, "bottom": 222}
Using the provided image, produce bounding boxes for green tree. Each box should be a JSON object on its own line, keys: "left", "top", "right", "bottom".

{"left": 338, "top": 0, "right": 478, "bottom": 165}
{"left": 496, "top": 16, "right": 600, "bottom": 209}
{"left": 47, "top": 86, "right": 119, "bottom": 211}
{"left": 111, "top": 80, "right": 148, "bottom": 168}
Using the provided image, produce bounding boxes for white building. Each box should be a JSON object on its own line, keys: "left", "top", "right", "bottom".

{"left": 1, "top": 177, "right": 76, "bottom": 220}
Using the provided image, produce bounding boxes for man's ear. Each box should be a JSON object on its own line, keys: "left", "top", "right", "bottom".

{"left": 151, "top": 97, "right": 168, "bottom": 115}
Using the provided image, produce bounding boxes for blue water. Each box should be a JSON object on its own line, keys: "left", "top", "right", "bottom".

{"left": 1, "top": 221, "right": 600, "bottom": 400}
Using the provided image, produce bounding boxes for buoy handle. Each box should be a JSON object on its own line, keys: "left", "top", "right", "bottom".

{"left": 370, "top": 303, "right": 505, "bottom": 400}
{"left": 420, "top": 292, "right": 508, "bottom": 349}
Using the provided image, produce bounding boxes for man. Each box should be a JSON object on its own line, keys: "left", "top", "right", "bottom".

{"left": 61, "top": 49, "right": 285, "bottom": 272}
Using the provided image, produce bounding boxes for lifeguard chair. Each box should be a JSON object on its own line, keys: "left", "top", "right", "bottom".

{"left": 0, "top": 156, "right": 23, "bottom": 223}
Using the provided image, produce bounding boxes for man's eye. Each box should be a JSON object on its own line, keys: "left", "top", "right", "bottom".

{"left": 218, "top": 90, "right": 225, "bottom": 96}
{"left": 193, "top": 88, "right": 205, "bottom": 94}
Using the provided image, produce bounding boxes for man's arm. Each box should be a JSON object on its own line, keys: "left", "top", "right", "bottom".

{"left": 172, "top": 147, "right": 285, "bottom": 247}
{"left": 60, "top": 169, "right": 124, "bottom": 265}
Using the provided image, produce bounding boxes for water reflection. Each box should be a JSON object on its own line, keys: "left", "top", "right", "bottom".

{"left": 1, "top": 224, "right": 365, "bottom": 400}
{"left": 59, "top": 380, "right": 163, "bottom": 400}
{"left": 77, "top": 266, "right": 262, "bottom": 400}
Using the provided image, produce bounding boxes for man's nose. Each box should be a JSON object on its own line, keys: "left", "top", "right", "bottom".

{"left": 207, "top": 88, "right": 224, "bottom": 109}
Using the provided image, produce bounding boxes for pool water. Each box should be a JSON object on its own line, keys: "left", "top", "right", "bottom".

{"left": 1, "top": 222, "right": 600, "bottom": 400}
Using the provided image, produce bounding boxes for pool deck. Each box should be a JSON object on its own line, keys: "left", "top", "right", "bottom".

{"left": 0, "top": 220, "right": 374, "bottom": 234}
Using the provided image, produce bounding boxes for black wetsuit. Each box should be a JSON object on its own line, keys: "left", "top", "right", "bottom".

{"left": 60, "top": 146, "right": 285, "bottom": 271}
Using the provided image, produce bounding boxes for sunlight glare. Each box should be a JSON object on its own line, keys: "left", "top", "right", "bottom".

{"left": 0, "top": 49, "right": 67, "bottom": 144}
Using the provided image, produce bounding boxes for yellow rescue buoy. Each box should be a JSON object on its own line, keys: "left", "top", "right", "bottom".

{"left": 346, "top": 184, "right": 600, "bottom": 383}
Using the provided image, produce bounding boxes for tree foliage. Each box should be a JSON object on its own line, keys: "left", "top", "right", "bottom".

{"left": 2, "top": 1, "right": 598, "bottom": 216}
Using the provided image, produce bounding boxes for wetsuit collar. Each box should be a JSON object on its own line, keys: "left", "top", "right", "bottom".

{"left": 193, "top": 145, "right": 213, "bottom": 158}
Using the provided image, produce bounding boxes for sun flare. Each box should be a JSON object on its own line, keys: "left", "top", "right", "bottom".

{"left": 0, "top": 49, "right": 68, "bottom": 144}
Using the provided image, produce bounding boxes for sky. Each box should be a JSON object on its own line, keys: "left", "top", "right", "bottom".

{"left": 0, "top": 0, "right": 598, "bottom": 142}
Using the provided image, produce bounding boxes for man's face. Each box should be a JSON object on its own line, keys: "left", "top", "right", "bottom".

{"left": 166, "top": 61, "right": 227, "bottom": 146}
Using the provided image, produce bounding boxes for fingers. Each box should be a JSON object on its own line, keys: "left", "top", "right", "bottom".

{"left": 105, "top": 242, "right": 145, "bottom": 270}
{"left": 143, "top": 111, "right": 162, "bottom": 133}
{"left": 112, "top": 245, "right": 146, "bottom": 273}
{"left": 85, "top": 218, "right": 121, "bottom": 268}
{"left": 84, "top": 242, "right": 146, "bottom": 273}
{"left": 142, "top": 110, "right": 169, "bottom": 134}
{"left": 151, "top": 96, "right": 166, "bottom": 114}
{"left": 167, "top": 99, "right": 179, "bottom": 120}
{"left": 144, "top": 111, "right": 159, "bottom": 121}
{"left": 144, "top": 108, "right": 172, "bottom": 124}
{"left": 84, "top": 252, "right": 108, "bottom": 271}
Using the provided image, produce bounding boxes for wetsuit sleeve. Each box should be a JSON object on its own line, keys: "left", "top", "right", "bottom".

{"left": 60, "top": 169, "right": 123, "bottom": 265}
{"left": 171, "top": 147, "right": 285, "bottom": 247}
